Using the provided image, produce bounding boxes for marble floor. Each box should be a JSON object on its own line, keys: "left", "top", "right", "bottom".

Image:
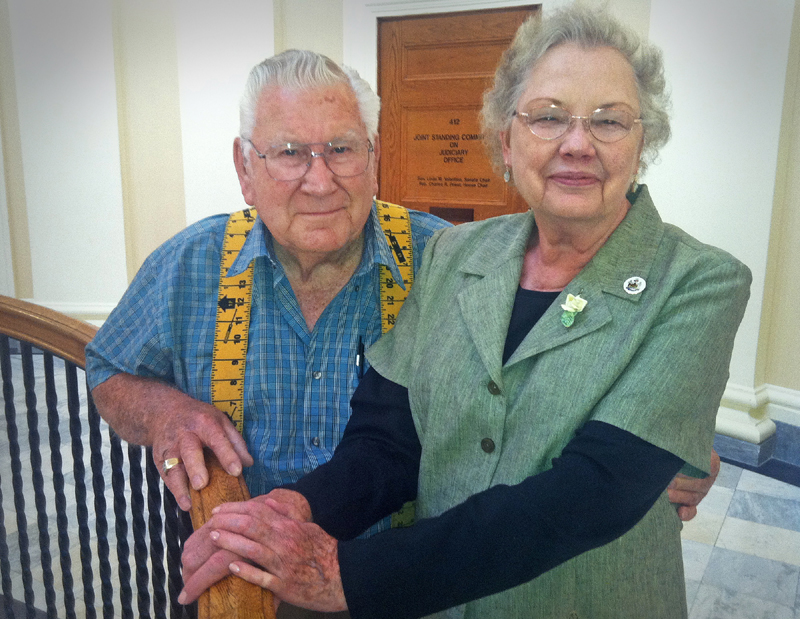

{"left": 681, "top": 461, "right": 800, "bottom": 619}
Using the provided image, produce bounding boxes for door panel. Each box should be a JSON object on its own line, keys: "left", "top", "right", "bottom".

{"left": 377, "top": 7, "right": 538, "bottom": 224}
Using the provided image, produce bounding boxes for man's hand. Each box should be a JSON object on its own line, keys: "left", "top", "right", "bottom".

{"left": 668, "top": 449, "right": 720, "bottom": 521}
{"left": 179, "top": 494, "right": 346, "bottom": 612}
{"left": 92, "top": 373, "right": 253, "bottom": 510}
{"left": 259, "top": 488, "right": 314, "bottom": 522}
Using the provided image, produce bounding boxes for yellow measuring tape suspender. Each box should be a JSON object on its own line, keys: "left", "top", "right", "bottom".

{"left": 375, "top": 200, "right": 414, "bottom": 334}
{"left": 211, "top": 208, "right": 257, "bottom": 433}
{"left": 211, "top": 201, "right": 415, "bottom": 525}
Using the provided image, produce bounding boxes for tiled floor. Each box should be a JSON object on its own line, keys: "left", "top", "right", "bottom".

{"left": 681, "top": 461, "right": 800, "bottom": 618}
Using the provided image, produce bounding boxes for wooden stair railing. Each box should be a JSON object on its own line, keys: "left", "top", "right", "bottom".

{"left": 0, "top": 294, "right": 97, "bottom": 368}
{"left": 0, "top": 295, "right": 272, "bottom": 618}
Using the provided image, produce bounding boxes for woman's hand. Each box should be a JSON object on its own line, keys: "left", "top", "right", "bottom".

{"left": 179, "top": 492, "right": 346, "bottom": 612}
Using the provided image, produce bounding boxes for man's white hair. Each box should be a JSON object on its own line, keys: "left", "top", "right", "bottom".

{"left": 239, "top": 49, "right": 380, "bottom": 143}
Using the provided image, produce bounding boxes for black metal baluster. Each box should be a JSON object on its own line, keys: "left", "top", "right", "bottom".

{"left": 87, "top": 395, "right": 114, "bottom": 618}
{"left": 146, "top": 454, "right": 167, "bottom": 619}
{"left": 128, "top": 444, "right": 151, "bottom": 619}
{"left": 16, "top": 343, "right": 37, "bottom": 618}
{"left": 163, "top": 491, "right": 184, "bottom": 618}
{"left": 45, "top": 356, "right": 76, "bottom": 619}
{"left": 109, "top": 428, "right": 132, "bottom": 619}
{"left": 66, "top": 362, "right": 95, "bottom": 619}
{"left": 27, "top": 352, "right": 55, "bottom": 618}
{"left": 0, "top": 336, "right": 18, "bottom": 618}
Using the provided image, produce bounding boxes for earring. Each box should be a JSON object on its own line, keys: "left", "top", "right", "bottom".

{"left": 503, "top": 167, "right": 511, "bottom": 183}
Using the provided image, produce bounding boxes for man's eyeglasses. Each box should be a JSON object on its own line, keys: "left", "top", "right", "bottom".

{"left": 243, "top": 138, "right": 374, "bottom": 181}
{"left": 513, "top": 106, "right": 642, "bottom": 143}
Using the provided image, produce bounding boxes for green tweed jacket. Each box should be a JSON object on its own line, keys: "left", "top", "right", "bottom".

{"left": 368, "top": 186, "right": 752, "bottom": 619}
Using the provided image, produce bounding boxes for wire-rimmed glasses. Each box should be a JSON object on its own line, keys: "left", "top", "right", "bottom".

{"left": 244, "top": 138, "right": 374, "bottom": 181}
{"left": 513, "top": 105, "right": 642, "bottom": 143}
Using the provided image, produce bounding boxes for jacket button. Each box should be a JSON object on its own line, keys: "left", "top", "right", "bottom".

{"left": 487, "top": 380, "right": 501, "bottom": 395}
{"left": 568, "top": 612, "right": 579, "bottom": 619}
{"left": 481, "top": 438, "right": 495, "bottom": 453}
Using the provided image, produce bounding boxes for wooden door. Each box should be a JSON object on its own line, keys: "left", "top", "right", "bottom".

{"left": 377, "top": 7, "right": 538, "bottom": 224}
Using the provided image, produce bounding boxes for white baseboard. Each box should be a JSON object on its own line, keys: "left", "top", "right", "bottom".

{"left": 717, "top": 382, "right": 800, "bottom": 443}
{"left": 760, "top": 384, "right": 800, "bottom": 427}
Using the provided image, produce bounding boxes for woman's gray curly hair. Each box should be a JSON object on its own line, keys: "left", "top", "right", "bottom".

{"left": 481, "top": 6, "right": 671, "bottom": 175}
{"left": 239, "top": 49, "right": 380, "bottom": 144}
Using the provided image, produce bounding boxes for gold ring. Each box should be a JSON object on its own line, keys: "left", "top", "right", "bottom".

{"left": 162, "top": 457, "right": 181, "bottom": 474}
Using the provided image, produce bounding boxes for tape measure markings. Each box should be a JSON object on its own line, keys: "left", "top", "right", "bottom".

{"left": 211, "top": 208, "right": 256, "bottom": 433}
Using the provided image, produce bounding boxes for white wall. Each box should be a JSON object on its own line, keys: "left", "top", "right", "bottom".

{"left": 7, "top": 0, "right": 128, "bottom": 312}
{"left": 647, "top": 0, "right": 795, "bottom": 389}
{"left": 0, "top": 0, "right": 275, "bottom": 311}
{"left": 173, "top": 0, "right": 275, "bottom": 225}
{"left": 277, "top": 0, "right": 344, "bottom": 63}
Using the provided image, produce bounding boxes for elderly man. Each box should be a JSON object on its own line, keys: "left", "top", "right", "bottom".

{"left": 86, "top": 49, "right": 447, "bottom": 520}
{"left": 87, "top": 50, "right": 448, "bottom": 619}
{"left": 87, "top": 50, "right": 717, "bottom": 618}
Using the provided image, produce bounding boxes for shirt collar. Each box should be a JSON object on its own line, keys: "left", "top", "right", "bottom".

{"left": 225, "top": 202, "right": 406, "bottom": 288}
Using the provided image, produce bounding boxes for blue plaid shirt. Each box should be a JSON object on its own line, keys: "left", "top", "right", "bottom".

{"left": 86, "top": 203, "right": 448, "bottom": 533}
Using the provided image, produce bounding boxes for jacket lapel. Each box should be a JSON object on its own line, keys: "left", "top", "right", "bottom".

{"left": 457, "top": 212, "right": 533, "bottom": 382}
{"left": 510, "top": 186, "right": 665, "bottom": 364}
{"left": 506, "top": 269, "right": 611, "bottom": 364}
{"left": 458, "top": 186, "right": 666, "bottom": 370}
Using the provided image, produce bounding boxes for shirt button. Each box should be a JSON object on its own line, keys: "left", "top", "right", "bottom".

{"left": 487, "top": 380, "right": 501, "bottom": 395}
{"left": 480, "top": 438, "right": 495, "bottom": 453}
{"left": 311, "top": 437, "right": 321, "bottom": 447}
{"left": 312, "top": 371, "right": 322, "bottom": 380}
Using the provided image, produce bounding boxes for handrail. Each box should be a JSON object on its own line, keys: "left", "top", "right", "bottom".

{"left": 0, "top": 294, "right": 98, "bottom": 366}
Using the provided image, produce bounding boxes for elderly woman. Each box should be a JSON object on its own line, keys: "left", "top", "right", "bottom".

{"left": 180, "top": 7, "right": 750, "bottom": 619}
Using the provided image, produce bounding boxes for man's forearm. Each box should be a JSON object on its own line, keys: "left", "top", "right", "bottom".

{"left": 92, "top": 372, "right": 253, "bottom": 510}
{"left": 91, "top": 372, "right": 187, "bottom": 446}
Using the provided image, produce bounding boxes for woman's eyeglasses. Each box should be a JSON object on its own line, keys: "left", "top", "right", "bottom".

{"left": 513, "top": 106, "right": 642, "bottom": 143}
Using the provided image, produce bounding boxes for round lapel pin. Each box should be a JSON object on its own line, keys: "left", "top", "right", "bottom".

{"left": 623, "top": 276, "right": 646, "bottom": 295}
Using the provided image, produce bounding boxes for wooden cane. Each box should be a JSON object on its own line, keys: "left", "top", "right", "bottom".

{"left": 189, "top": 450, "right": 276, "bottom": 619}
